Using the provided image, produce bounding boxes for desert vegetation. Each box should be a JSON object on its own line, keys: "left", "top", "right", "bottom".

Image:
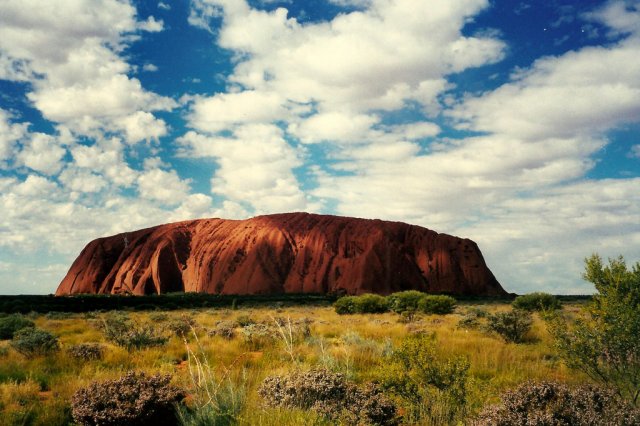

{"left": 0, "top": 255, "right": 637, "bottom": 425}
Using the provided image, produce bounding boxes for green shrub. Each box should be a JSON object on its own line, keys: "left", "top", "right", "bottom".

{"left": 354, "top": 294, "right": 389, "bottom": 314}
{"left": 548, "top": 254, "right": 640, "bottom": 405}
{"left": 10, "top": 328, "right": 59, "bottom": 358}
{"left": 386, "top": 291, "right": 425, "bottom": 313}
{"left": 240, "top": 323, "right": 275, "bottom": 350}
{"left": 473, "top": 381, "right": 640, "bottom": 425}
{"left": 165, "top": 315, "right": 197, "bottom": 338}
{"left": 334, "top": 296, "right": 358, "bottom": 315}
{"left": 71, "top": 371, "right": 185, "bottom": 426}
{"left": 417, "top": 295, "right": 456, "bottom": 314}
{"left": 208, "top": 321, "right": 237, "bottom": 339}
{"left": 380, "top": 333, "right": 469, "bottom": 423}
{"left": 486, "top": 309, "right": 532, "bottom": 343}
{"left": 457, "top": 307, "right": 488, "bottom": 329}
{"left": 235, "top": 315, "right": 254, "bottom": 327}
{"left": 513, "top": 292, "right": 561, "bottom": 311}
{"left": 0, "top": 314, "right": 35, "bottom": 339}
{"left": 101, "top": 314, "right": 167, "bottom": 350}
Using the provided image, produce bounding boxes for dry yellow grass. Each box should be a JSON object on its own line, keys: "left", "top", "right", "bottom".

{"left": 0, "top": 302, "right": 592, "bottom": 425}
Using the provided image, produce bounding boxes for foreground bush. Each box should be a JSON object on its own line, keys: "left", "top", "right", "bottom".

{"left": 486, "top": 309, "right": 532, "bottom": 343}
{"left": 473, "top": 381, "right": 640, "bottom": 425}
{"left": 0, "top": 314, "right": 34, "bottom": 339}
{"left": 71, "top": 371, "right": 185, "bottom": 426}
{"left": 10, "top": 328, "right": 59, "bottom": 357}
{"left": 548, "top": 254, "right": 640, "bottom": 405}
{"left": 380, "top": 333, "right": 469, "bottom": 423}
{"left": 417, "top": 295, "right": 456, "bottom": 314}
{"left": 259, "top": 369, "right": 398, "bottom": 425}
{"left": 513, "top": 292, "right": 561, "bottom": 311}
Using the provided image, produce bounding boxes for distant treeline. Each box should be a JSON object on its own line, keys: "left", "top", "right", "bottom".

{"left": 0, "top": 292, "right": 591, "bottom": 314}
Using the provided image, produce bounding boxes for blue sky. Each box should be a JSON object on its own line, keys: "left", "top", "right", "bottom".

{"left": 1, "top": 0, "right": 639, "bottom": 295}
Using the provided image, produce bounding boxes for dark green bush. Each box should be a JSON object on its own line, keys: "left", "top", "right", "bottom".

{"left": 259, "top": 369, "right": 398, "bottom": 425}
{"left": 473, "top": 381, "right": 640, "bottom": 425}
{"left": 11, "top": 328, "right": 59, "bottom": 357}
{"left": 486, "top": 309, "right": 532, "bottom": 343}
{"left": 334, "top": 296, "right": 358, "bottom": 315}
{"left": 354, "top": 294, "right": 389, "bottom": 313}
{"left": 417, "top": 295, "right": 456, "bottom": 314}
{"left": 386, "top": 291, "right": 425, "bottom": 313}
{"left": 71, "top": 371, "right": 185, "bottom": 426}
{"left": 0, "top": 314, "right": 35, "bottom": 339}
{"left": 513, "top": 292, "right": 561, "bottom": 311}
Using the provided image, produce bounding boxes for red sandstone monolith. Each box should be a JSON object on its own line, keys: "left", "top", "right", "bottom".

{"left": 56, "top": 212, "right": 506, "bottom": 296}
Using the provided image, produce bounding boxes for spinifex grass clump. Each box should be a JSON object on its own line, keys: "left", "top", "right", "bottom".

{"left": 512, "top": 292, "right": 561, "bottom": 311}
{"left": 0, "top": 314, "right": 35, "bottom": 339}
{"left": 71, "top": 371, "right": 185, "bottom": 426}
{"left": 10, "top": 328, "right": 59, "bottom": 358}
{"left": 177, "top": 330, "right": 246, "bottom": 426}
{"left": 258, "top": 369, "right": 398, "bottom": 425}
{"left": 100, "top": 313, "right": 167, "bottom": 350}
{"left": 473, "top": 381, "right": 640, "bottom": 425}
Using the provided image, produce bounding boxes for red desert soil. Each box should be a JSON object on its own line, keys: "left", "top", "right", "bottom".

{"left": 56, "top": 212, "right": 506, "bottom": 296}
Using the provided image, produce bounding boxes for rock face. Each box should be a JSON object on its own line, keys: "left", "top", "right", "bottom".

{"left": 56, "top": 212, "right": 506, "bottom": 296}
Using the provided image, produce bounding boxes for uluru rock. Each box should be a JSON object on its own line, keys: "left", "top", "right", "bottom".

{"left": 56, "top": 212, "right": 506, "bottom": 296}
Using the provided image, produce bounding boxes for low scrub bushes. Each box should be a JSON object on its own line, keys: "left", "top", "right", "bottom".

{"left": 335, "top": 291, "right": 457, "bottom": 316}
{"left": 417, "top": 295, "right": 456, "bottom": 314}
{"left": 258, "top": 369, "right": 398, "bottom": 425}
{"left": 165, "top": 315, "right": 197, "bottom": 338}
{"left": 335, "top": 294, "right": 388, "bottom": 314}
{"left": 0, "top": 314, "right": 34, "bottom": 339}
{"left": 10, "top": 328, "right": 59, "bottom": 358}
{"left": 457, "top": 307, "right": 488, "bottom": 329}
{"left": 100, "top": 313, "right": 167, "bottom": 350}
{"left": 208, "top": 320, "right": 237, "bottom": 339}
{"left": 334, "top": 296, "right": 358, "bottom": 314}
{"left": 387, "top": 291, "right": 425, "bottom": 314}
{"left": 67, "top": 343, "right": 104, "bottom": 361}
{"left": 71, "top": 371, "right": 185, "bottom": 426}
{"left": 473, "top": 381, "right": 640, "bottom": 425}
{"left": 486, "top": 309, "right": 533, "bottom": 343}
{"left": 513, "top": 292, "right": 561, "bottom": 311}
